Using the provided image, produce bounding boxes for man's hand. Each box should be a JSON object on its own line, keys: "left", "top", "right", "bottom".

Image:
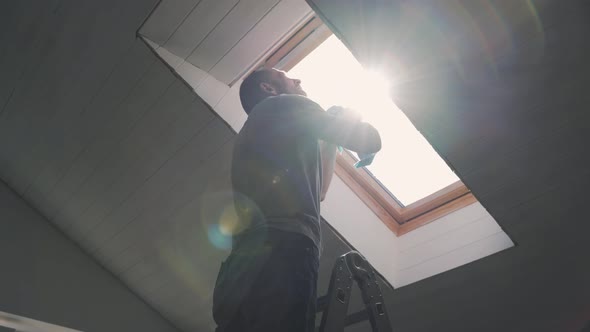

{"left": 324, "top": 105, "right": 380, "bottom": 154}
{"left": 326, "top": 106, "right": 362, "bottom": 123}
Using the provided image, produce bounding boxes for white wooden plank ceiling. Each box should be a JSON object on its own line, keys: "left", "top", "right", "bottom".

{"left": 0, "top": 1, "right": 235, "bottom": 331}
{"left": 0, "top": 1, "right": 318, "bottom": 331}
{"left": 140, "top": 0, "right": 314, "bottom": 85}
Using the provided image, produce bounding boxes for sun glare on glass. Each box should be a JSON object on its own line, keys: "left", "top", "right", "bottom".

{"left": 288, "top": 35, "right": 459, "bottom": 205}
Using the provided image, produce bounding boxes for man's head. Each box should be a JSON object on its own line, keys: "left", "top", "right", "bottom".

{"left": 239, "top": 68, "right": 306, "bottom": 114}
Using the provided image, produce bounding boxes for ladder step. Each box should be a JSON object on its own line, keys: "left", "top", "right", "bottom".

{"left": 345, "top": 309, "right": 369, "bottom": 327}
{"left": 315, "top": 309, "right": 369, "bottom": 332}
{"left": 316, "top": 295, "right": 329, "bottom": 312}
{"left": 317, "top": 296, "right": 368, "bottom": 327}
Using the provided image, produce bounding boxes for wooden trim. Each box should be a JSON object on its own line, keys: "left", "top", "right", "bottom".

{"left": 336, "top": 150, "right": 474, "bottom": 235}
{"left": 334, "top": 161, "right": 400, "bottom": 235}
{"left": 401, "top": 181, "right": 470, "bottom": 221}
{"left": 277, "top": 26, "right": 332, "bottom": 71}
{"left": 336, "top": 153, "right": 404, "bottom": 221}
{"left": 265, "top": 16, "right": 327, "bottom": 69}
{"left": 398, "top": 193, "right": 477, "bottom": 236}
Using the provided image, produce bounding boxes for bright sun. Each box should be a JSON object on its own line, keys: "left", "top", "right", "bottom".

{"left": 288, "top": 35, "right": 458, "bottom": 206}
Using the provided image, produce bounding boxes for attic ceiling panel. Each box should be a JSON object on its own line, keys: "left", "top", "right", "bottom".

{"left": 144, "top": 174, "right": 233, "bottom": 331}
{"left": 140, "top": 0, "right": 202, "bottom": 46}
{"left": 0, "top": 0, "right": 31, "bottom": 110}
{"left": 162, "top": 0, "right": 240, "bottom": 60}
{"left": 142, "top": 0, "right": 314, "bottom": 85}
{"left": 0, "top": 44, "right": 235, "bottom": 330}
{"left": 50, "top": 78, "right": 190, "bottom": 235}
{"left": 41, "top": 59, "right": 176, "bottom": 223}
{"left": 58, "top": 79, "right": 196, "bottom": 239}
{"left": 494, "top": 172, "right": 590, "bottom": 243}
{"left": 90, "top": 140, "right": 235, "bottom": 274}
{"left": 0, "top": 0, "right": 58, "bottom": 75}
{"left": 83, "top": 119, "right": 232, "bottom": 255}
{"left": 0, "top": 0, "right": 156, "bottom": 197}
{"left": 209, "top": 0, "right": 313, "bottom": 84}
{"left": 0, "top": 0, "right": 68, "bottom": 189}
{"left": 107, "top": 142, "right": 234, "bottom": 332}
{"left": 22, "top": 41, "right": 157, "bottom": 216}
{"left": 0, "top": 0, "right": 17, "bottom": 39}
{"left": 0, "top": 0, "right": 248, "bottom": 331}
{"left": 186, "top": 0, "right": 280, "bottom": 72}
{"left": 442, "top": 82, "right": 589, "bottom": 179}
{"left": 464, "top": 122, "right": 589, "bottom": 218}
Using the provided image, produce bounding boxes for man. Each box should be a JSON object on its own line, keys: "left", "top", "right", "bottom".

{"left": 213, "top": 68, "right": 381, "bottom": 332}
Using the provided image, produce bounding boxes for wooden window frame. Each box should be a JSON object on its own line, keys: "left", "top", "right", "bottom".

{"left": 264, "top": 17, "right": 476, "bottom": 236}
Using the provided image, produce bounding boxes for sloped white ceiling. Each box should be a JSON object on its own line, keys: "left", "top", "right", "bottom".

{"left": 0, "top": 1, "right": 313, "bottom": 331}
{"left": 140, "top": 0, "right": 314, "bottom": 85}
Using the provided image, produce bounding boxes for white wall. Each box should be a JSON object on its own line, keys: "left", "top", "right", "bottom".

{"left": 394, "top": 202, "right": 514, "bottom": 287}
{"left": 143, "top": 38, "right": 246, "bottom": 132}
{"left": 321, "top": 176, "right": 513, "bottom": 288}
{"left": 321, "top": 176, "right": 401, "bottom": 282}
{"left": 143, "top": 38, "right": 514, "bottom": 289}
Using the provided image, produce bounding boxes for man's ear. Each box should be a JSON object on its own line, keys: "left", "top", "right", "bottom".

{"left": 260, "top": 82, "right": 277, "bottom": 95}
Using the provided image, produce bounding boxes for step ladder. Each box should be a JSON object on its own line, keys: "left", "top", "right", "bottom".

{"left": 316, "top": 251, "right": 393, "bottom": 332}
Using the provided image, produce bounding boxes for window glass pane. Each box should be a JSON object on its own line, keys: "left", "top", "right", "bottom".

{"left": 288, "top": 35, "right": 458, "bottom": 205}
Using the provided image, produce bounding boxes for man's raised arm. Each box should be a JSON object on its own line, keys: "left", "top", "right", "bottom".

{"left": 278, "top": 95, "right": 382, "bottom": 154}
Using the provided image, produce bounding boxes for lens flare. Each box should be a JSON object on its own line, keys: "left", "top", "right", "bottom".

{"left": 207, "top": 224, "right": 232, "bottom": 250}
{"left": 199, "top": 191, "right": 263, "bottom": 250}
{"left": 218, "top": 205, "right": 240, "bottom": 236}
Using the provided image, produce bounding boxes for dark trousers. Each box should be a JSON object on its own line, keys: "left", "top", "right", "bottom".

{"left": 213, "top": 228, "right": 319, "bottom": 332}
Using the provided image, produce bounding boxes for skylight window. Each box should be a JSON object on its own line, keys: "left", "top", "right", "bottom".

{"left": 288, "top": 35, "right": 459, "bottom": 205}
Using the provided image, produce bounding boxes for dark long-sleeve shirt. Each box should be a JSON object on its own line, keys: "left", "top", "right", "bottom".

{"left": 231, "top": 94, "right": 379, "bottom": 249}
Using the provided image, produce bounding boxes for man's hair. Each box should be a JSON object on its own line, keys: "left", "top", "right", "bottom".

{"left": 239, "top": 69, "right": 275, "bottom": 115}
